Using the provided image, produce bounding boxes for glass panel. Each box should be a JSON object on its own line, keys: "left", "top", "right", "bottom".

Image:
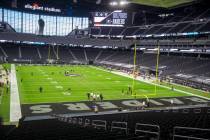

{"left": 57, "top": 16, "right": 72, "bottom": 36}
{"left": 73, "top": 17, "right": 88, "bottom": 29}
{"left": 73, "top": 17, "right": 78, "bottom": 29}
{"left": 14, "top": 11, "right": 22, "bottom": 32}
{"left": 82, "top": 17, "right": 89, "bottom": 29}
{"left": 78, "top": 17, "right": 82, "bottom": 29}
{"left": 3, "top": 9, "right": 12, "bottom": 26}
{"left": 3, "top": 9, "right": 21, "bottom": 32}
{"left": 0, "top": 8, "right": 2, "bottom": 22}
{"left": 40, "top": 15, "right": 56, "bottom": 36}
{"left": 1, "top": 8, "right": 88, "bottom": 35}
{"left": 22, "top": 12, "right": 39, "bottom": 34}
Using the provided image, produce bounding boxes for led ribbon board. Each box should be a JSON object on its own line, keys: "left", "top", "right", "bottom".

{"left": 92, "top": 10, "right": 128, "bottom": 27}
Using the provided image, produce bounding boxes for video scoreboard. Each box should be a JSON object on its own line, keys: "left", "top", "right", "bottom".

{"left": 90, "top": 10, "right": 130, "bottom": 27}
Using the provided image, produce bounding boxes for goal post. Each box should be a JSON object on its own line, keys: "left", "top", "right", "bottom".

{"left": 131, "top": 42, "right": 160, "bottom": 98}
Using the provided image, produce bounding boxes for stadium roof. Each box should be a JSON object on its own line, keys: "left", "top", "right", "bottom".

{"left": 129, "top": 0, "right": 197, "bottom": 8}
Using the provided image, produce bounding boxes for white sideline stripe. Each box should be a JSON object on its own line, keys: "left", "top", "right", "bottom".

{"left": 10, "top": 64, "right": 22, "bottom": 122}
{"left": 93, "top": 66, "right": 210, "bottom": 100}
{"left": 0, "top": 96, "right": 2, "bottom": 104}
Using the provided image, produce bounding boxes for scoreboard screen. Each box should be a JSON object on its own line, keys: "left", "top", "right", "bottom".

{"left": 91, "top": 10, "right": 128, "bottom": 27}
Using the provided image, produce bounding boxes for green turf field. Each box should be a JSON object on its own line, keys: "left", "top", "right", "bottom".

{"left": 1, "top": 64, "right": 209, "bottom": 123}
{"left": 0, "top": 64, "right": 10, "bottom": 123}
{"left": 16, "top": 65, "right": 191, "bottom": 104}
{"left": 0, "top": 86, "right": 10, "bottom": 123}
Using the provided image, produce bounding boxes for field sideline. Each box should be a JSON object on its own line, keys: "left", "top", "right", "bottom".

{"left": 16, "top": 65, "right": 191, "bottom": 104}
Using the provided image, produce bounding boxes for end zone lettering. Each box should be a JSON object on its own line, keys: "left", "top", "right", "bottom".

{"left": 25, "top": 96, "right": 209, "bottom": 115}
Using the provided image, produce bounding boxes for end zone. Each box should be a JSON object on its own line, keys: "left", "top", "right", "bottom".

{"left": 21, "top": 96, "right": 210, "bottom": 120}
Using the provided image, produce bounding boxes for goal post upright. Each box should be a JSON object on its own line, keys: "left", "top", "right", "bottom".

{"left": 154, "top": 41, "right": 160, "bottom": 96}
{"left": 132, "top": 43, "right": 137, "bottom": 97}
{"left": 57, "top": 46, "right": 59, "bottom": 60}
{"left": 48, "top": 45, "right": 51, "bottom": 60}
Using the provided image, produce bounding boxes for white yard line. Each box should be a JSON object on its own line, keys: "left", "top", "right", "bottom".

{"left": 10, "top": 64, "right": 22, "bottom": 123}
{"left": 93, "top": 66, "right": 210, "bottom": 100}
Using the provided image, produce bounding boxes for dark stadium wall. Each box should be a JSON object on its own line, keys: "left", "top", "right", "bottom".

{"left": 0, "top": 0, "right": 185, "bottom": 17}
{"left": 1, "top": 0, "right": 78, "bottom": 16}
{"left": 0, "top": 0, "right": 116, "bottom": 17}
{"left": 0, "top": 0, "right": 209, "bottom": 26}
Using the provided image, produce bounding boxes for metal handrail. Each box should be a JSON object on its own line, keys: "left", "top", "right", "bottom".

{"left": 78, "top": 118, "right": 83, "bottom": 125}
{"left": 72, "top": 118, "right": 77, "bottom": 124}
{"left": 173, "top": 126, "right": 210, "bottom": 140}
{"left": 111, "top": 121, "right": 128, "bottom": 135}
{"left": 135, "top": 123, "right": 160, "bottom": 140}
{"left": 92, "top": 120, "right": 107, "bottom": 130}
{"left": 193, "top": 108, "right": 201, "bottom": 113}
{"left": 207, "top": 109, "right": 210, "bottom": 114}
{"left": 84, "top": 118, "right": 91, "bottom": 127}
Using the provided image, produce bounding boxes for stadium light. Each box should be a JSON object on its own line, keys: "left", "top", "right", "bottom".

{"left": 119, "top": 0, "right": 129, "bottom": 5}
{"left": 110, "top": 1, "right": 118, "bottom": 6}
{"left": 96, "top": 0, "right": 102, "bottom": 5}
{"left": 110, "top": 0, "right": 129, "bottom": 6}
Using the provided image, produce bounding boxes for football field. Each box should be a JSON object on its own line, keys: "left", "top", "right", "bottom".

{"left": 1, "top": 64, "right": 210, "bottom": 123}
{"left": 16, "top": 65, "right": 188, "bottom": 104}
